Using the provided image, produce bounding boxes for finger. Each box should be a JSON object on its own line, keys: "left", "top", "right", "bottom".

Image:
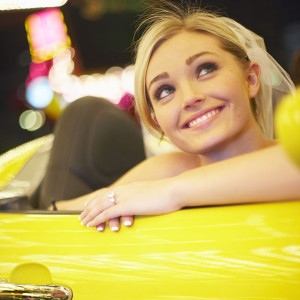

{"left": 80, "top": 207, "right": 92, "bottom": 221}
{"left": 87, "top": 204, "right": 124, "bottom": 228}
{"left": 80, "top": 208, "right": 90, "bottom": 221}
{"left": 80, "top": 192, "right": 110, "bottom": 222}
{"left": 84, "top": 190, "right": 100, "bottom": 207}
{"left": 96, "top": 222, "right": 105, "bottom": 232}
{"left": 80, "top": 189, "right": 110, "bottom": 221}
{"left": 80, "top": 195, "right": 98, "bottom": 220}
{"left": 81, "top": 201, "right": 113, "bottom": 226}
{"left": 108, "top": 218, "right": 120, "bottom": 232}
{"left": 84, "top": 188, "right": 108, "bottom": 210}
{"left": 121, "top": 216, "right": 134, "bottom": 227}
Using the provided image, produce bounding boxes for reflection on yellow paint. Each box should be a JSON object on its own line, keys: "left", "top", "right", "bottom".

{"left": 0, "top": 135, "right": 53, "bottom": 189}
{"left": 0, "top": 201, "right": 300, "bottom": 299}
{"left": 10, "top": 262, "right": 52, "bottom": 285}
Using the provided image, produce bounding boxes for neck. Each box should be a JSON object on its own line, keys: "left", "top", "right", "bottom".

{"left": 199, "top": 124, "right": 275, "bottom": 166}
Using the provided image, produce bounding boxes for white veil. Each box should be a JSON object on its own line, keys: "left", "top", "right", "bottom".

{"left": 222, "top": 18, "right": 296, "bottom": 139}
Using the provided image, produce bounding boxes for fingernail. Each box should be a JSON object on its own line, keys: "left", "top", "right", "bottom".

{"left": 97, "top": 226, "right": 104, "bottom": 232}
{"left": 78, "top": 216, "right": 81, "bottom": 220}
{"left": 81, "top": 221, "right": 84, "bottom": 226}
{"left": 86, "top": 222, "right": 91, "bottom": 227}
{"left": 123, "top": 220, "right": 132, "bottom": 226}
{"left": 111, "top": 226, "right": 119, "bottom": 232}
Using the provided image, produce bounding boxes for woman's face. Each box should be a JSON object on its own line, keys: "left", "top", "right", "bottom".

{"left": 146, "top": 31, "right": 260, "bottom": 155}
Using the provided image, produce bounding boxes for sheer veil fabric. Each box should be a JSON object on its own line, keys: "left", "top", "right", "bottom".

{"left": 223, "top": 18, "right": 296, "bottom": 139}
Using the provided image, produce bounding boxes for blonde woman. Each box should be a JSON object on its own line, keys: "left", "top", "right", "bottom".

{"left": 76, "top": 3, "right": 299, "bottom": 231}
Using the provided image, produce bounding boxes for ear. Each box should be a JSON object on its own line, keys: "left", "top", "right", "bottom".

{"left": 247, "top": 62, "right": 261, "bottom": 99}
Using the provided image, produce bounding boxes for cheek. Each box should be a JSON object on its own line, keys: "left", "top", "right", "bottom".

{"left": 153, "top": 110, "right": 167, "bottom": 129}
{"left": 216, "top": 76, "right": 249, "bottom": 106}
{"left": 153, "top": 106, "right": 175, "bottom": 132}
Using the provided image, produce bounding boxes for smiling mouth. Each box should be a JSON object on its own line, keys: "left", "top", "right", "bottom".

{"left": 184, "top": 106, "right": 225, "bottom": 129}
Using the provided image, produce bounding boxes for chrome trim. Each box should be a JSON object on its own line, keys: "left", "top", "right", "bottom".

{"left": 0, "top": 282, "right": 72, "bottom": 299}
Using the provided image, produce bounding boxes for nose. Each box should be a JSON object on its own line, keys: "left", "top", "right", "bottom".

{"left": 183, "top": 97, "right": 205, "bottom": 111}
{"left": 181, "top": 82, "right": 206, "bottom": 111}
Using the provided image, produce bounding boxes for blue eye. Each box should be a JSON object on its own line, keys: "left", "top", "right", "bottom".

{"left": 197, "top": 62, "right": 217, "bottom": 77}
{"left": 154, "top": 85, "right": 175, "bottom": 100}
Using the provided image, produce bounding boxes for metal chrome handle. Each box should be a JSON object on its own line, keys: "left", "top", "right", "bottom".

{"left": 0, "top": 282, "right": 72, "bottom": 299}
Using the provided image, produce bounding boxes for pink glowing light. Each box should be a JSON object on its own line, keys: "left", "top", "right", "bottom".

{"left": 25, "top": 8, "right": 71, "bottom": 62}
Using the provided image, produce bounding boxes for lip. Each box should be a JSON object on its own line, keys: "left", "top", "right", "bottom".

{"left": 181, "top": 105, "right": 225, "bottom": 129}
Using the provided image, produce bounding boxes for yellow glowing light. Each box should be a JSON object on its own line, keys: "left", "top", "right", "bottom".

{"left": 44, "top": 95, "right": 64, "bottom": 120}
{"left": 275, "top": 88, "right": 300, "bottom": 168}
{"left": 0, "top": 0, "right": 68, "bottom": 10}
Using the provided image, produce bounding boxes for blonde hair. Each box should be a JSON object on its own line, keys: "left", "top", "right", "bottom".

{"left": 134, "top": 2, "right": 295, "bottom": 139}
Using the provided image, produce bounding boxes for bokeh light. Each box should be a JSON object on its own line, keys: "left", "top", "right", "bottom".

{"left": 48, "top": 47, "right": 136, "bottom": 105}
{"left": 0, "top": 0, "right": 68, "bottom": 10}
{"left": 25, "top": 76, "right": 54, "bottom": 109}
{"left": 25, "top": 8, "right": 71, "bottom": 63}
{"left": 22, "top": 7, "right": 136, "bottom": 126}
{"left": 19, "top": 110, "right": 46, "bottom": 131}
{"left": 121, "top": 65, "right": 135, "bottom": 95}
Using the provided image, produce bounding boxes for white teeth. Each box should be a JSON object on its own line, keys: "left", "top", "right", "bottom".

{"left": 187, "top": 108, "right": 221, "bottom": 128}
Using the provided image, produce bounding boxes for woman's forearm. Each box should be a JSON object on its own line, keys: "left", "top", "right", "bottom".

{"left": 175, "top": 145, "right": 300, "bottom": 208}
{"left": 55, "top": 151, "right": 198, "bottom": 211}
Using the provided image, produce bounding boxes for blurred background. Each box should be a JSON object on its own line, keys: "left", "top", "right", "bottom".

{"left": 0, "top": 0, "right": 299, "bottom": 155}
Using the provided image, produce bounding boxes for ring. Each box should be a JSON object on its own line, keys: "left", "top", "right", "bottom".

{"left": 108, "top": 192, "right": 117, "bottom": 204}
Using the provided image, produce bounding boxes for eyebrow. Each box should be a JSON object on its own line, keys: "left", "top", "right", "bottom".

{"left": 148, "top": 51, "right": 213, "bottom": 90}
{"left": 148, "top": 72, "right": 169, "bottom": 90}
{"left": 185, "top": 51, "right": 212, "bottom": 65}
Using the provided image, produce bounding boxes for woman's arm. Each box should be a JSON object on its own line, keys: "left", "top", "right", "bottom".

{"left": 55, "top": 151, "right": 199, "bottom": 211}
{"left": 176, "top": 144, "right": 300, "bottom": 207}
{"left": 80, "top": 145, "right": 300, "bottom": 229}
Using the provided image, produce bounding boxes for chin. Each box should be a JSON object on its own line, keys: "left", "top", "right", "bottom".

{"left": 174, "top": 134, "right": 227, "bottom": 155}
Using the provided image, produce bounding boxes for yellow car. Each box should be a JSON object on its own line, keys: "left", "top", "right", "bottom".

{"left": 0, "top": 137, "right": 300, "bottom": 299}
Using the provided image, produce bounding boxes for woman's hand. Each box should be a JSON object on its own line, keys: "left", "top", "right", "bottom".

{"left": 79, "top": 189, "right": 135, "bottom": 232}
{"left": 79, "top": 178, "right": 181, "bottom": 232}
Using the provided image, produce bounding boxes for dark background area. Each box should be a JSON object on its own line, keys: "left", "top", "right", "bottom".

{"left": 0, "top": 0, "right": 300, "bottom": 154}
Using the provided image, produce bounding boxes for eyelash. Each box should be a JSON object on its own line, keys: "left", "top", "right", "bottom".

{"left": 153, "top": 62, "right": 218, "bottom": 101}
{"left": 196, "top": 62, "right": 218, "bottom": 78}
{"left": 154, "top": 85, "right": 175, "bottom": 101}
